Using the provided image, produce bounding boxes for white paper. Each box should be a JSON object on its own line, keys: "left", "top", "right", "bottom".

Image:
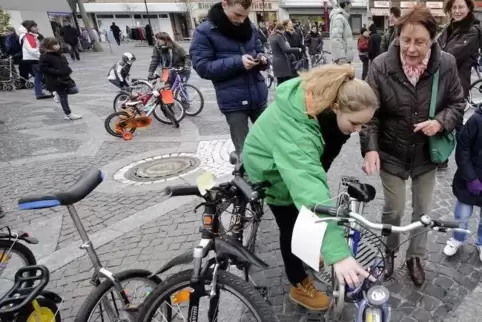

{"left": 292, "top": 206, "right": 328, "bottom": 272}
{"left": 196, "top": 171, "right": 215, "bottom": 195}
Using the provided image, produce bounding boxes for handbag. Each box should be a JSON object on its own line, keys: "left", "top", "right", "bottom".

{"left": 428, "top": 70, "right": 456, "bottom": 163}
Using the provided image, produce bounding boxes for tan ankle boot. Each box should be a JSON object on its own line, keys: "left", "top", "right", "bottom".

{"left": 289, "top": 277, "right": 330, "bottom": 311}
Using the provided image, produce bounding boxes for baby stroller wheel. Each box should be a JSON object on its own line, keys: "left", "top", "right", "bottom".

{"left": 14, "top": 79, "right": 23, "bottom": 89}
{"left": 25, "top": 81, "right": 34, "bottom": 89}
{"left": 5, "top": 84, "right": 14, "bottom": 91}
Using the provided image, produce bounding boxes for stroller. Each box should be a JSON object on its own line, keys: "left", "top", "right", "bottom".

{"left": 0, "top": 56, "right": 34, "bottom": 91}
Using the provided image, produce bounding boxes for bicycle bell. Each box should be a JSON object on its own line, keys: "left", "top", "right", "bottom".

{"left": 366, "top": 285, "right": 390, "bottom": 306}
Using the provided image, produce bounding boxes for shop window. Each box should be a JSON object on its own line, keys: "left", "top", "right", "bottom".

{"left": 97, "top": 14, "right": 114, "bottom": 19}
{"left": 143, "top": 15, "right": 158, "bottom": 19}
{"left": 134, "top": 14, "right": 142, "bottom": 19}
{"left": 159, "top": 14, "right": 168, "bottom": 18}
{"left": 115, "top": 14, "right": 131, "bottom": 19}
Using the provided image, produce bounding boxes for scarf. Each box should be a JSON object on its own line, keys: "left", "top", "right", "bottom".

{"left": 400, "top": 49, "right": 431, "bottom": 86}
{"left": 207, "top": 2, "right": 253, "bottom": 43}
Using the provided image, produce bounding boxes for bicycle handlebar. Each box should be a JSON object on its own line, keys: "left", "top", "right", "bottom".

{"left": 310, "top": 205, "right": 466, "bottom": 234}
{"left": 165, "top": 186, "right": 201, "bottom": 197}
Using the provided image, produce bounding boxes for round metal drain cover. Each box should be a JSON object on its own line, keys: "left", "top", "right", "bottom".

{"left": 125, "top": 156, "right": 200, "bottom": 182}
{"left": 114, "top": 153, "right": 201, "bottom": 184}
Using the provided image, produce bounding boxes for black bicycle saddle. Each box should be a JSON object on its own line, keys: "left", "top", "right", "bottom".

{"left": 347, "top": 183, "right": 376, "bottom": 203}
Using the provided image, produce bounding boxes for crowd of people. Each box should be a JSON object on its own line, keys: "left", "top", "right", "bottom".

{"left": 0, "top": 0, "right": 481, "bottom": 314}
{"left": 190, "top": 0, "right": 482, "bottom": 312}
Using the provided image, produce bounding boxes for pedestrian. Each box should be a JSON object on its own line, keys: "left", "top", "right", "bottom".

{"left": 257, "top": 21, "right": 269, "bottom": 49}
{"left": 437, "top": 0, "right": 481, "bottom": 170}
{"left": 305, "top": 25, "right": 323, "bottom": 67}
{"left": 145, "top": 24, "right": 154, "bottom": 46}
{"left": 443, "top": 105, "right": 482, "bottom": 259}
{"left": 283, "top": 20, "right": 304, "bottom": 61}
{"left": 39, "top": 37, "right": 82, "bottom": 120}
{"left": 243, "top": 64, "right": 378, "bottom": 311}
{"left": 380, "top": 6, "right": 401, "bottom": 53}
{"left": 107, "top": 52, "right": 136, "bottom": 90}
{"left": 367, "top": 22, "right": 381, "bottom": 62}
{"left": 190, "top": 0, "right": 269, "bottom": 156}
{"left": 148, "top": 32, "right": 191, "bottom": 79}
{"left": 60, "top": 20, "right": 80, "bottom": 61}
{"left": 269, "top": 23, "right": 301, "bottom": 85}
{"left": 110, "top": 22, "right": 121, "bottom": 46}
{"left": 357, "top": 27, "right": 369, "bottom": 79}
{"left": 360, "top": 5, "right": 465, "bottom": 286}
{"left": 329, "top": 0, "right": 355, "bottom": 64}
{"left": 19, "top": 20, "right": 53, "bottom": 99}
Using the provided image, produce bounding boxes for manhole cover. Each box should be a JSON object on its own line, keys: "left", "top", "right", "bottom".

{"left": 114, "top": 153, "right": 200, "bottom": 184}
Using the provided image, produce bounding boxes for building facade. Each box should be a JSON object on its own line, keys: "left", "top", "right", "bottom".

{"left": 0, "top": 0, "right": 72, "bottom": 37}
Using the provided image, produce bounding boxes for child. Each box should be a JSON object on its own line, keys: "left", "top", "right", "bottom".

{"left": 444, "top": 106, "right": 482, "bottom": 259}
{"left": 39, "top": 37, "right": 81, "bottom": 120}
{"left": 107, "top": 52, "right": 136, "bottom": 90}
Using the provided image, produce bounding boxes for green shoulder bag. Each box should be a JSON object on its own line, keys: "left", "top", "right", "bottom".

{"left": 428, "top": 70, "right": 456, "bottom": 164}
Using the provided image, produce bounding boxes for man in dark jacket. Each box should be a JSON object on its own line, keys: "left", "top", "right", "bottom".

{"left": 367, "top": 22, "right": 381, "bottom": 61}
{"left": 283, "top": 19, "right": 304, "bottom": 60}
{"left": 60, "top": 21, "right": 80, "bottom": 61}
{"left": 110, "top": 22, "right": 121, "bottom": 46}
{"left": 380, "top": 6, "right": 401, "bottom": 53}
{"left": 190, "top": 0, "right": 269, "bottom": 155}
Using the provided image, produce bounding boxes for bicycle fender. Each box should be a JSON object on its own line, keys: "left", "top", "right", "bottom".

{"left": 214, "top": 239, "right": 268, "bottom": 269}
{"left": 39, "top": 290, "right": 63, "bottom": 304}
{"left": 149, "top": 250, "right": 193, "bottom": 277}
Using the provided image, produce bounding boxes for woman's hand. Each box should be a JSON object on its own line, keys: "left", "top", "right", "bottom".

{"left": 333, "top": 256, "right": 373, "bottom": 288}
{"left": 414, "top": 120, "right": 443, "bottom": 136}
{"left": 363, "top": 151, "right": 380, "bottom": 176}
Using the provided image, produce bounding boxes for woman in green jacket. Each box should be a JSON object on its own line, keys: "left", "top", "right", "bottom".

{"left": 243, "top": 64, "right": 378, "bottom": 311}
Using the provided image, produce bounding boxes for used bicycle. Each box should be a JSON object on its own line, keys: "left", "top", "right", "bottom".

{"left": 126, "top": 68, "right": 204, "bottom": 116}
{"left": 18, "top": 169, "right": 161, "bottom": 322}
{"left": 136, "top": 155, "right": 274, "bottom": 322}
{"left": 309, "top": 181, "right": 469, "bottom": 322}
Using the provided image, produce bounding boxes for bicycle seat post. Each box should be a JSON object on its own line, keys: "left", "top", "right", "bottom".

{"left": 67, "top": 204, "right": 103, "bottom": 271}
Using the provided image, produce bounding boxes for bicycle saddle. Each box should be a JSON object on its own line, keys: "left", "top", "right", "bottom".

{"left": 18, "top": 169, "right": 104, "bottom": 210}
{"left": 347, "top": 183, "right": 376, "bottom": 203}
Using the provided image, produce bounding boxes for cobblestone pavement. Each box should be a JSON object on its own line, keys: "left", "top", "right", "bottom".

{"left": 0, "top": 43, "right": 480, "bottom": 321}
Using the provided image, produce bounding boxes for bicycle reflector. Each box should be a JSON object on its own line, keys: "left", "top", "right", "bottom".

{"left": 366, "top": 285, "right": 390, "bottom": 306}
{"left": 172, "top": 288, "right": 191, "bottom": 304}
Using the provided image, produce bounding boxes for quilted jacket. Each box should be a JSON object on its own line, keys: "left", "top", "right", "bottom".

{"left": 329, "top": 7, "right": 354, "bottom": 62}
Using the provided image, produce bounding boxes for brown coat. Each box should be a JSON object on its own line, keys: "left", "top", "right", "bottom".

{"left": 360, "top": 40, "right": 465, "bottom": 180}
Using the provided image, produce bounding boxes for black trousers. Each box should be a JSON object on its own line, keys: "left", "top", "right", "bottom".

{"left": 360, "top": 56, "right": 369, "bottom": 80}
{"left": 269, "top": 204, "right": 307, "bottom": 286}
{"left": 225, "top": 108, "right": 264, "bottom": 155}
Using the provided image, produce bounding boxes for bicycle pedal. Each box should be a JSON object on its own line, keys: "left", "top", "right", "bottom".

{"left": 306, "top": 312, "right": 324, "bottom": 321}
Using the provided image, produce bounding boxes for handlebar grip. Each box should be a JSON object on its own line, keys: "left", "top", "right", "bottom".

{"left": 165, "top": 186, "right": 201, "bottom": 197}
{"left": 310, "top": 205, "right": 339, "bottom": 217}
{"left": 432, "top": 220, "right": 460, "bottom": 229}
{"left": 232, "top": 177, "right": 256, "bottom": 200}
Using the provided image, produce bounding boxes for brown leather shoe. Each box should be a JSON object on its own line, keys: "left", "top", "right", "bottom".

{"left": 406, "top": 257, "right": 425, "bottom": 286}
{"left": 384, "top": 253, "right": 395, "bottom": 278}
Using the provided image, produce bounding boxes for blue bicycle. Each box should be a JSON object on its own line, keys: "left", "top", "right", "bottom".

{"left": 310, "top": 180, "right": 469, "bottom": 322}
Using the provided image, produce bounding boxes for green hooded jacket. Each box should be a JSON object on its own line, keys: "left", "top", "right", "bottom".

{"left": 242, "top": 77, "right": 352, "bottom": 266}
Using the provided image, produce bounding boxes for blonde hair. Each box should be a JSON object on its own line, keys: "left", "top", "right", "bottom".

{"left": 299, "top": 64, "right": 378, "bottom": 117}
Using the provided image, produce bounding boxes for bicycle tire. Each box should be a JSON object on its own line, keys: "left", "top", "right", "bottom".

{"left": 152, "top": 100, "right": 185, "bottom": 125}
{"left": 175, "top": 84, "right": 204, "bottom": 116}
{"left": 104, "top": 111, "right": 137, "bottom": 138}
{"left": 112, "top": 92, "right": 130, "bottom": 113}
{"left": 0, "top": 239, "right": 37, "bottom": 289}
{"left": 131, "top": 80, "right": 154, "bottom": 94}
{"left": 137, "top": 269, "right": 274, "bottom": 322}
{"left": 74, "top": 269, "right": 161, "bottom": 322}
{"left": 16, "top": 298, "right": 61, "bottom": 322}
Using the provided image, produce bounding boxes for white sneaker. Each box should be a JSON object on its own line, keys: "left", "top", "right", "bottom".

{"left": 64, "top": 113, "right": 82, "bottom": 120}
{"left": 443, "top": 238, "right": 463, "bottom": 256}
{"left": 53, "top": 92, "right": 59, "bottom": 104}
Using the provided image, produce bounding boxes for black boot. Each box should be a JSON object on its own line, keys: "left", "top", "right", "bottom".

{"left": 406, "top": 257, "right": 425, "bottom": 286}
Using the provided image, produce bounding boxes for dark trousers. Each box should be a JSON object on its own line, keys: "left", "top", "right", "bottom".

{"left": 360, "top": 56, "right": 369, "bottom": 80}
{"left": 269, "top": 204, "right": 307, "bottom": 285}
{"left": 18, "top": 61, "right": 32, "bottom": 82}
{"left": 114, "top": 35, "right": 121, "bottom": 46}
{"left": 225, "top": 108, "right": 265, "bottom": 154}
{"left": 57, "top": 86, "right": 79, "bottom": 115}
{"left": 277, "top": 76, "right": 295, "bottom": 86}
{"left": 67, "top": 43, "right": 80, "bottom": 60}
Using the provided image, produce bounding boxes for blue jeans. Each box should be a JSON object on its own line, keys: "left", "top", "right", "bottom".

{"left": 31, "top": 63, "right": 43, "bottom": 97}
{"left": 57, "top": 86, "right": 79, "bottom": 115}
{"left": 453, "top": 201, "right": 482, "bottom": 245}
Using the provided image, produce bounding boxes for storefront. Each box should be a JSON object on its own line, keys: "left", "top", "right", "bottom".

{"left": 194, "top": 0, "right": 279, "bottom": 25}
{"left": 48, "top": 11, "right": 73, "bottom": 38}
{"left": 370, "top": 1, "right": 390, "bottom": 29}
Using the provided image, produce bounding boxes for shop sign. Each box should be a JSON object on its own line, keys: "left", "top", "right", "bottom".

{"left": 373, "top": 1, "right": 390, "bottom": 8}
{"left": 426, "top": 2, "right": 444, "bottom": 9}
{"left": 48, "top": 11, "right": 72, "bottom": 17}
{"left": 400, "top": 1, "right": 417, "bottom": 8}
{"left": 252, "top": 1, "right": 278, "bottom": 11}
{"left": 198, "top": 3, "right": 214, "bottom": 9}
{"left": 371, "top": 8, "right": 390, "bottom": 15}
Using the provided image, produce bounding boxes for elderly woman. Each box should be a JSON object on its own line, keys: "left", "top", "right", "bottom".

{"left": 269, "top": 23, "right": 302, "bottom": 85}
{"left": 437, "top": 0, "right": 481, "bottom": 170}
{"left": 360, "top": 5, "right": 465, "bottom": 286}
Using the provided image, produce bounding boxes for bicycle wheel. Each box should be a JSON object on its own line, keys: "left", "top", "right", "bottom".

{"left": 16, "top": 298, "right": 61, "bottom": 322}
{"left": 137, "top": 269, "right": 274, "bottom": 322}
{"left": 152, "top": 100, "right": 185, "bottom": 125}
{"left": 112, "top": 92, "right": 130, "bottom": 113}
{"left": 175, "top": 84, "right": 204, "bottom": 116}
{"left": 104, "top": 111, "right": 137, "bottom": 138}
{"left": 75, "top": 269, "right": 161, "bottom": 322}
{"left": 468, "top": 78, "right": 482, "bottom": 110}
{"left": 130, "top": 80, "right": 153, "bottom": 94}
{"left": 0, "top": 239, "right": 37, "bottom": 294}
